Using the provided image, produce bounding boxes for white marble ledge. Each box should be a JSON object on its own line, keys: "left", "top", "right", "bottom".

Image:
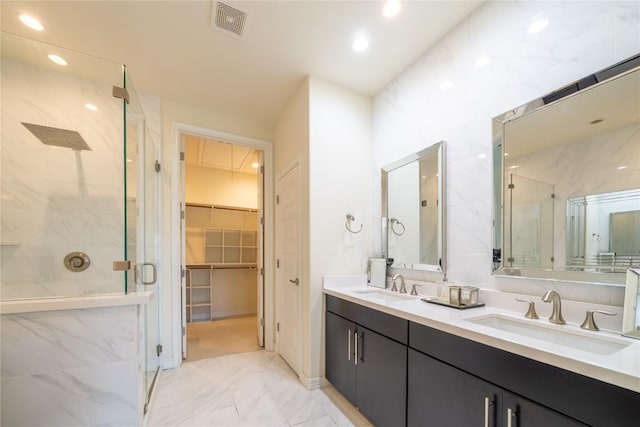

{"left": 323, "top": 275, "right": 640, "bottom": 394}
{"left": 0, "top": 291, "right": 153, "bottom": 314}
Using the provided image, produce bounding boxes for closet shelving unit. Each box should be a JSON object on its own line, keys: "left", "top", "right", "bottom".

{"left": 204, "top": 228, "right": 258, "bottom": 264}
{"left": 185, "top": 203, "right": 259, "bottom": 323}
{"left": 186, "top": 266, "right": 213, "bottom": 323}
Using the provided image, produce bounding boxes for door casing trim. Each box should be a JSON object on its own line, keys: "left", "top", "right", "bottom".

{"left": 170, "top": 122, "right": 274, "bottom": 368}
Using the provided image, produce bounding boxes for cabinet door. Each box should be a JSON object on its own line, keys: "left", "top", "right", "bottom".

{"left": 502, "top": 391, "right": 586, "bottom": 427}
{"left": 356, "top": 326, "right": 407, "bottom": 427}
{"left": 408, "top": 349, "right": 501, "bottom": 427}
{"left": 325, "top": 312, "right": 357, "bottom": 404}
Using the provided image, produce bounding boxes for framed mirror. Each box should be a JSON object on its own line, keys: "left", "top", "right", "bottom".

{"left": 492, "top": 54, "right": 640, "bottom": 285}
{"left": 381, "top": 141, "right": 445, "bottom": 273}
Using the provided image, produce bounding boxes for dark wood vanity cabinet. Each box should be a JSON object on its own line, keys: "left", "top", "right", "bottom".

{"left": 325, "top": 295, "right": 640, "bottom": 427}
{"left": 409, "top": 321, "right": 640, "bottom": 427}
{"left": 408, "top": 348, "right": 585, "bottom": 427}
{"left": 325, "top": 295, "right": 407, "bottom": 427}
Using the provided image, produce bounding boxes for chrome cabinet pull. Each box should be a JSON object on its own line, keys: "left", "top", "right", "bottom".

{"left": 484, "top": 397, "right": 494, "bottom": 427}
{"left": 354, "top": 330, "right": 358, "bottom": 365}
{"left": 347, "top": 329, "right": 351, "bottom": 361}
{"left": 358, "top": 332, "right": 364, "bottom": 363}
{"left": 507, "top": 408, "right": 516, "bottom": 427}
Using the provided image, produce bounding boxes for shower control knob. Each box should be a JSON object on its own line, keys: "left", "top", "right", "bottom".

{"left": 64, "top": 252, "right": 91, "bottom": 272}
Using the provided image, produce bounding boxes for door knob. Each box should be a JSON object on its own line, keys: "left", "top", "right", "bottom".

{"left": 289, "top": 278, "right": 299, "bottom": 285}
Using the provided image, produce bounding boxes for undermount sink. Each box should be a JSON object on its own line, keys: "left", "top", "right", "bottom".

{"left": 465, "top": 314, "right": 631, "bottom": 356}
{"left": 352, "top": 289, "right": 418, "bottom": 302}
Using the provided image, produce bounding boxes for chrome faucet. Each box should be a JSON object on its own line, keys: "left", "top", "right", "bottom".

{"left": 542, "top": 290, "right": 566, "bottom": 325}
{"left": 391, "top": 274, "right": 407, "bottom": 293}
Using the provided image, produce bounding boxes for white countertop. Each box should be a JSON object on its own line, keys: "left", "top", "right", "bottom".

{"left": 324, "top": 275, "right": 640, "bottom": 393}
{"left": 0, "top": 291, "right": 153, "bottom": 314}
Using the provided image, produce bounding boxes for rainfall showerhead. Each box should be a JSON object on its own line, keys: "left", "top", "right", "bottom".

{"left": 21, "top": 122, "right": 92, "bottom": 151}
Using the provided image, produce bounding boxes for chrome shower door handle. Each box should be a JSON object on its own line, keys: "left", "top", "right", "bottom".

{"left": 140, "top": 262, "right": 158, "bottom": 285}
{"left": 289, "top": 278, "right": 299, "bottom": 286}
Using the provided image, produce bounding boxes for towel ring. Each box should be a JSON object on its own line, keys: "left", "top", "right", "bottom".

{"left": 345, "top": 213, "right": 363, "bottom": 234}
{"left": 390, "top": 218, "right": 405, "bottom": 236}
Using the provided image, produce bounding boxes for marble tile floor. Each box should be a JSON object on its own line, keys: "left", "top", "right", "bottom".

{"left": 145, "top": 350, "right": 372, "bottom": 427}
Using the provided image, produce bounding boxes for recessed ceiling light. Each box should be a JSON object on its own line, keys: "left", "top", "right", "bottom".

{"left": 48, "top": 54, "right": 67, "bottom": 66}
{"left": 528, "top": 17, "right": 548, "bottom": 34}
{"left": 475, "top": 56, "right": 491, "bottom": 68}
{"left": 617, "top": 166, "right": 627, "bottom": 170}
{"left": 382, "top": 0, "right": 401, "bottom": 19}
{"left": 509, "top": 165, "right": 520, "bottom": 169}
{"left": 19, "top": 14, "right": 44, "bottom": 31}
{"left": 352, "top": 34, "right": 369, "bottom": 52}
{"left": 251, "top": 162, "right": 259, "bottom": 168}
{"left": 126, "top": 158, "right": 133, "bottom": 163}
{"left": 84, "top": 103, "right": 98, "bottom": 111}
{"left": 504, "top": 153, "right": 509, "bottom": 157}
{"left": 440, "top": 79, "right": 454, "bottom": 91}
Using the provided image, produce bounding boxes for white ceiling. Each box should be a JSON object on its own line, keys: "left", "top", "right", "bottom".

{"left": 0, "top": 0, "right": 483, "bottom": 126}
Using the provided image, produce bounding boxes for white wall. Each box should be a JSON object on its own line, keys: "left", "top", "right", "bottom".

{"left": 274, "top": 77, "right": 310, "bottom": 373}
{"left": 273, "top": 76, "right": 372, "bottom": 383}
{"left": 308, "top": 77, "right": 372, "bottom": 380}
{"left": 372, "top": 0, "right": 639, "bottom": 305}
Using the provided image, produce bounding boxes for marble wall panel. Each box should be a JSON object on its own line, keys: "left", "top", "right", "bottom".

{"left": 372, "top": 0, "right": 640, "bottom": 304}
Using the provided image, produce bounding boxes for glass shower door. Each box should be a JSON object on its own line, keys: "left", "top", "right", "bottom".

{"left": 141, "top": 131, "right": 161, "bottom": 412}
{"left": 124, "top": 75, "right": 161, "bottom": 412}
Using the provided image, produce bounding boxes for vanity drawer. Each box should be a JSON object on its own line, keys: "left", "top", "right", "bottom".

{"left": 409, "top": 321, "right": 640, "bottom": 427}
{"left": 326, "top": 294, "right": 408, "bottom": 344}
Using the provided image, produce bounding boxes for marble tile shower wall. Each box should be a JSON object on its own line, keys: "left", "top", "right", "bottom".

{"left": 372, "top": 1, "right": 639, "bottom": 304}
{"left": 1, "top": 59, "right": 126, "bottom": 298}
{"left": 0, "top": 306, "right": 141, "bottom": 426}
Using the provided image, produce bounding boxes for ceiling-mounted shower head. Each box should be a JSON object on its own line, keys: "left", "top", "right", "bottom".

{"left": 21, "top": 122, "right": 92, "bottom": 151}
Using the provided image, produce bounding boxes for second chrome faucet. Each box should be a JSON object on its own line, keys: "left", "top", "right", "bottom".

{"left": 391, "top": 274, "right": 407, "bottom": 294}
{"left": 542, "top": 290, "right": 566, "bottom": 325}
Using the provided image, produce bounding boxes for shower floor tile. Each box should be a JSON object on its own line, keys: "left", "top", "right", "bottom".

{"left": 145, "top": 350, "right": 372, "bottom": 427}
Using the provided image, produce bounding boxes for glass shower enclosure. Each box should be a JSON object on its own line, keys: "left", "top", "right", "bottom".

{"left": 0, "top": 32, "right": 160, "bottom": 410}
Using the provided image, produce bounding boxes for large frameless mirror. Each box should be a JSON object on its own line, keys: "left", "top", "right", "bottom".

{"left": 492, "top": 54, "right": 640, "bottom": 286}
{"left": 382, "top": 141, "right": 445, "bottom": 274}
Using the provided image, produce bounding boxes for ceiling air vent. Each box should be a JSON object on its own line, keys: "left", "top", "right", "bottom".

{"left": 214, "top": 2, "right": 246, "bottom": 36}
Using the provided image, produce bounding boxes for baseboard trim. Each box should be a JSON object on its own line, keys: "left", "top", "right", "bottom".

{"left": 300, "top": 374, "right": 323, "bottom": 390}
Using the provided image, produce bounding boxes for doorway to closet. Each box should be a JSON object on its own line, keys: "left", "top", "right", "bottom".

{"left": 181, "top": 133, "right": 264, "bottom": 362}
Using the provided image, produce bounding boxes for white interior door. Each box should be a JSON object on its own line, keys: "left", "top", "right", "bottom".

{"left": 257, "top": 151, "right": 265, "bottom": 347}
{"left": 276, "top": 162, "right": 302, "bottom": 376}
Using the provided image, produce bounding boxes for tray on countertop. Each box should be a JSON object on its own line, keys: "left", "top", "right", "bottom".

{"left": 421, "top": 297, "right": 485, "bottom": 310}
